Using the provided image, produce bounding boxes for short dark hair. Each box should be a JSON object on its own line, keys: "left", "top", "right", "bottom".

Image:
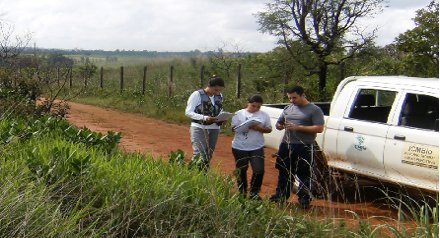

{"left": 208, "top": 76, "right": 225, "bottom": 87}
{"left": 286, "top": 85, "right": 304, "bottom": 95}
{"left": 247, "top": 94, "right": 263, "bottom": 104}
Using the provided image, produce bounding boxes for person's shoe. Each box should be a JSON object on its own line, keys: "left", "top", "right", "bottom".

{"left": 269, "top": 194, "right": 286, "bottom": 203}
{"left": 299, "top": 202, "right": 310, "bottom": 209}
{"left": 299, "top": 198, "right": 311, "bottom": 209}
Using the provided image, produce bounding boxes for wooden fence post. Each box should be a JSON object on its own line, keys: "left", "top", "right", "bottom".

{"left": 56, "top": 67, "right": 60, "bottom": 86}
{"left": 120, "top": 66, "right": 124, "bottom": 93}
{"left": 168, "top": 65, "right": 174, "bottom": 97}
{"left": 142, "top": 66, "right": 147, "bottom": 95}
{"left": 100, "top": 66, "right": 104, "bottom": 88}
{"left": 83, "top": 69, "right": 87, "bottom": 88}
{"left": 69, "top": 67, "right": 72, "bottom": 88}
{"left": 236, "top": 64, "right": 241, "bottom": 98}
{"left": 200, "top": 65, "right": 205, "bottom": 88}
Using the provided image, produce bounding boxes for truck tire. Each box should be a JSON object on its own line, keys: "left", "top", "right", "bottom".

{"left": 311, "top": 142, "right": 344, "bottom": 200}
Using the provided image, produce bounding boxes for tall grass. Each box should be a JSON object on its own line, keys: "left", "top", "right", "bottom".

{"left": 0, "top": 115, "right": 437, "bottom": 237}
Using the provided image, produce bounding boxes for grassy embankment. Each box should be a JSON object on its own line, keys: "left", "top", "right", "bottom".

{"left": 0, "top": 112, "right": 437, "bottom": 237}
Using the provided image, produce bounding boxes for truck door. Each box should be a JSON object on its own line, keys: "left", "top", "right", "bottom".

{"left": 384, "top": 92, "right": 439, "bottom": 191}
{"left": 337, "top": 88, "right": 397, "bottom": 177}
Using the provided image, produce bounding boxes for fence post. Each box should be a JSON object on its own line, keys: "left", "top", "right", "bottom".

{"left": 236, "top": 64, "right": 241, "bottom": 98}
{"left": 69, "top": 67, "right": 72, "bottom": 88}
{"left": 168, "top": 65, "right": 174, "bottom": 97}
{"left": 200, "top": 65, "right": 205, "bottom": 88}
{"left": 56, "top": 67, "right": 60, "bottom": 86}
{"left": 84, "top": 69, "right": 87, "bottom": 88}
{"left": 120, "top": 66, "right": 124, "bottom": 93}
{"left": 142, "top": 66, "right": 147, "bottom": 95}
{"left": 100, "top": 66, "right": 104, "bottom": 88}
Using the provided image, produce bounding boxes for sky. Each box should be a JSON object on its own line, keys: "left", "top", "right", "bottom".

{"left": 0, "top": 0, "right": 434, "bottom": 52}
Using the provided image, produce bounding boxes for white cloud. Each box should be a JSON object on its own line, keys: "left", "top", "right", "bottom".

{"left": 0, "top": 0, "right": 433, "bottom": 52}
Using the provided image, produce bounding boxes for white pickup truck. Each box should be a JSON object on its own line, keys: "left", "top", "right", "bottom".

{"left": 262, "top": 76, "right": 439, "bottom": 192}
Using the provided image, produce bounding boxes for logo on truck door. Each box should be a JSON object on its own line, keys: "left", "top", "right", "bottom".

{"left": 402, "top": 143, "right": 439, "bottom": 169}
{"left": 354, "top": 135, "right": 367, "bottom": 151}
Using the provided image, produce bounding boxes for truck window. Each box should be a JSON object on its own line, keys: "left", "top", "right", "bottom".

{"left": 348, "top": 89, "right": 397, "bottom": 123}
{"left": 399, "top": 93, "right": 439, "bottom": 131}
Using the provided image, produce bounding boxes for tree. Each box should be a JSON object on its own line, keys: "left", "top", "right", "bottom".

{"left": 207, "top": 42, "right": 245, "bottom": 79}
{"left": 256, "top": 0, "right": 384, "bottom": 97}
{"left": 394, "top": 0, "right": 439, "bottom": 77}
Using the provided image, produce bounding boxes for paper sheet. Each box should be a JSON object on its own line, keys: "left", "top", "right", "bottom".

{"left": 215, "top": 111, "right": 235, "bottom": 121}
{"left": 233, "top": 118, "right": 263, "bottom": 133}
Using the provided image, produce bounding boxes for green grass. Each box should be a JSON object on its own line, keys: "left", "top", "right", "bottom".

{"left": 0, "top": 114, "right": 437, "bottom": 237}
{"left": 60, "top": 55, "right": 286, "bottom": 128}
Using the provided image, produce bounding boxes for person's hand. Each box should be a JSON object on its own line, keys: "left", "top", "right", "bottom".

{"left": 249, "top": 124, "right": 261, "bottom": 131}
{"left": 275, "top": 122, "right": 285, "bottom": 130}
{"left": 206, "top": 116, "right": 217, "bottom": 123}
{"left": 285, "top": 122, "right": 298, "bottom": 131}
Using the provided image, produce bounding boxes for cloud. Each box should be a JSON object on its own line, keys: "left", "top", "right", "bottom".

{"left": 0, "top": 0, "right": 433, "bottom": 52}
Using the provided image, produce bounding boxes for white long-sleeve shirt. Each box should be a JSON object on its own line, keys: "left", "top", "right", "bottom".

{"left": 185, "top": 90, "right": 223, "bottom": 129}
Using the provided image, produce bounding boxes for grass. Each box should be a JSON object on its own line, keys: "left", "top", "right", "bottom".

{"left": 60, "top": 55, "right": 286, "bottom": 128}
{"left": 0, "top": 114, "right": 437, "bottom": 237}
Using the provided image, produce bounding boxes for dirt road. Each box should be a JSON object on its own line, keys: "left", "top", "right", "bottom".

{"left": 66, "top": 102, "right": 400, "bottom": 222}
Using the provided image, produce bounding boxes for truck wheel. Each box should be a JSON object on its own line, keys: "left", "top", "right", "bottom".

{"left": 311, "top": 142, "right": 332, "bottom": 199}
{"left": 311, "top": 142, "right": 345, "bottom": 200}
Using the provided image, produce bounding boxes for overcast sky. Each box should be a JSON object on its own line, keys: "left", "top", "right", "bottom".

{"left": 0, "top": 0, "right": 434, "bottom": 52}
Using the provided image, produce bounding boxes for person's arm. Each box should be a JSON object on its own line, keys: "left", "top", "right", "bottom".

{"left": 275, "top": 110, "right": 286, "bottom": 131}
{"left": 285, "top": 123, "right": 324, "bottom": 133}
{"left": 250, "top": 113, "right": 272, "bottom": 133}
{"left": 185, "top": 92, "right": 216, "bottom": 123}
{"left": 250, "top": 124, "right": 272, "bottom": 133}
{"left": 231, "top": 112, "right": 240, "bottom": 132}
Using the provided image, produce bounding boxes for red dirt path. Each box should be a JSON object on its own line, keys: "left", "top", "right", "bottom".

{"left": 66, "top": 101, "right": 404, "bottom": 223}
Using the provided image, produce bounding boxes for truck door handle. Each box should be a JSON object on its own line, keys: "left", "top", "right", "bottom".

{"left": 344, "top": 126, "right": 353, "bottom": 132}
{"left": 394, "top": 135, "right": 406, "bottom": 141}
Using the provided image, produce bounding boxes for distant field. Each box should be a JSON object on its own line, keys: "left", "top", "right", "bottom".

{"left": 66, "top": 54, "right": 210, "bottom": 68}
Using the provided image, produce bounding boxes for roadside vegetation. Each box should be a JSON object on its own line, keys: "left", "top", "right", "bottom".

{"left": 0, "top": 1, "right": 438, "bottom": 237}
{"left": 0, "top": 103, "right": 438, "bottom": 237}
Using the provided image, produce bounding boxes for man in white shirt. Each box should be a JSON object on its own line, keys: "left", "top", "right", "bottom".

{"left": 185, "top": 76, "right": 225, "bottom": 170}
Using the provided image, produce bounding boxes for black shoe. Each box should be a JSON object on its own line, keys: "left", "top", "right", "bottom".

{"left": 300, "top": 202, "right": 310, "bottom": 209}
{"left": 299, "top": 198, "right": 311, "bottom": 209}
{"left": 269, "top": 194, "right": 286, "bottom": 203}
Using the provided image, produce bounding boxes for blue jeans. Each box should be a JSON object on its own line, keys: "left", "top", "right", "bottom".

{"left": 274, "top": 142, "right": 315, "bottom": 203}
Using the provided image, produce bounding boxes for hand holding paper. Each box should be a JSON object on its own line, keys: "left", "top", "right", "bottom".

{"left": 233, "top": 118, "right": 263, "bottom": 133}
{"left": 215, "top": 112, "right": 235, "bottom": 122}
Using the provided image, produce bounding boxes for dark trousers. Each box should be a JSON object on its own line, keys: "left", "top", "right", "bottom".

{"left": 274, "top": 142, "right": 314, "bottom": 203}
{"left": 232, "top": 147, "right": 265, "bottom": 196}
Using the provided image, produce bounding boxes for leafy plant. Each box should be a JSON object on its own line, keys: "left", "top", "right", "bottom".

{"left": 168, "top": 149, "right": 185, "bottom": 166}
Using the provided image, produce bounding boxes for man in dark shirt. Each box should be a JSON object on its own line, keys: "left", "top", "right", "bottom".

{"left": 270, "top": 86, "right": 325, "bottom": 209}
